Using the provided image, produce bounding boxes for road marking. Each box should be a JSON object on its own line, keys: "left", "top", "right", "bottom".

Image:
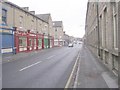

{"left": 65, "top": 51, "right": 80, "bottom": 88}
{"left": 19, "top": 61, "right": 42, "bottom": 71}
{"left": 46, "top": 55, "right": 55, "bottom": 60}
{"left": 73, "top": 53, "right": 81, "bottom": 88}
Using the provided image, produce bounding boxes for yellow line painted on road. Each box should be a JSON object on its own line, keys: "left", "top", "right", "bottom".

{"left": 64, "top": 52, "right": 80, "bottom": 89}
{"left": 19, "top": 61, "right": 42, "bottom": 71}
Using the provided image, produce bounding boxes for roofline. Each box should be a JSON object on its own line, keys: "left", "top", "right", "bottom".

{"left": 52, "top": 21, "right": 63, "bottom": 27}
{"left": 85, "top": 1, "right": 89, "bottom": 30}
{"left": 52, "top": 21, "right": 63, "bottom": 22}
{"left": 4, "top": 1, "right": 48, "bottom": 24}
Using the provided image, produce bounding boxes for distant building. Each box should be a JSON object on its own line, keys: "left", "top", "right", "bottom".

{"left": 63, "top": 32, "right": 70, "bottom": 46}
{"left": 85, "top": 1, "right": 119, "bottom": 75}
{"left": 53, "top": 21, "right": 64, "bottom": 46}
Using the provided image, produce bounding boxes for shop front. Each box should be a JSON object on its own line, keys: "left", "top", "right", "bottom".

{"left": 15, "top": 29, "right": 37, "bottom": 53}
{"left": 44, "top": 35, "right": 48, "bottom": 49}
{"left": 0, "top": 25, "right": 15, "bottom": 54}
{"left": 14, "top": 28, "right": 28, "bottom": 53}
{"left": 36, "top": 33, "right": 43, "bottom": 50}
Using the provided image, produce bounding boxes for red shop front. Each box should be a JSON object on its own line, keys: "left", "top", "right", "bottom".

{"left": 14, "top": 28, "right": 42, "bottom": 54}
{"left": 36, "top": 33, "right": 44, "bottom": 50}
{"left": 27, "top": 30, "right": 37, "bottom": 52}
{"left": 14, "top": 29, "right": 28, "bottom": 53}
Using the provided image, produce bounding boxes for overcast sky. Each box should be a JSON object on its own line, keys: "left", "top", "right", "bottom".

{"left": 8, "top": 0, "right": 88, "bottom": 38}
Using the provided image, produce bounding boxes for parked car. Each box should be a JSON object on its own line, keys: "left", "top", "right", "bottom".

{"left": 68, "top": 43, "right": 73, "bottom": 47}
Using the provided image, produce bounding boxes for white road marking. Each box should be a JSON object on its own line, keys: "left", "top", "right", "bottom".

{"left": 46, "top": 55, "right": 55, "bottom": 60}
{"left": 19, "top": 61, "right": 42, "bottom": 71}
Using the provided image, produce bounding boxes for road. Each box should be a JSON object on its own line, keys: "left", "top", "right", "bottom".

{"left": 3, "top": 44, "right": 82, "bottom": 88}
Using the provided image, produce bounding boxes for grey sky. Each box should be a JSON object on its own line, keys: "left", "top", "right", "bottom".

{"left": 8, "top": 0, "right": 88, "bottom": 38}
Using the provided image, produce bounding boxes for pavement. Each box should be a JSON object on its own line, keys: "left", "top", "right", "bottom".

{"left": 2, "top": 44, "right": 82, "bottom": 88}
{"left": 74, "top": 45, "right": 118, "bottom": 88}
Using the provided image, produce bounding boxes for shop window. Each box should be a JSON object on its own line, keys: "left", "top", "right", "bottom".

{"left": 19, "top": 39, "right": 22, "bottom": 46}
{"left": 29, "top": 39, "right": 32, "bottom": 46}
{"left": 38, "top": 39, "right": 42, "bottom": 47}
{"left": 19, "top": 37, "right": 27, "bottom": 47}
{"left": 34, "top": 39, "right": 36, "bottom": 46}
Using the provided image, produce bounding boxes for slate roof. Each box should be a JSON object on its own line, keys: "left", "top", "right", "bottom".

{"left": 36, "top": 14, "right": 50, "bottom": 23}
{"left": 52, "top": 21, "right": 63, "bottom": 27}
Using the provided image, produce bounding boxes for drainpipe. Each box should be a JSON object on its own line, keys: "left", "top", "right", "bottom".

{"left": 96, "top": 1, "right": 100, "bottom": 57}
{"left": 117, "top": 1, "right": 120, "bottom": 81}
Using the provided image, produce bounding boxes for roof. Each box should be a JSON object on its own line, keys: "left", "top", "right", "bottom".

{"left": 4, "top": 1, "right": 48, "bottom": 23}
{"left": 52, "top": 21, "right": 63, "bottom": 27}
{"left": 36, "top": 14, "right": 50, "bottom": 23}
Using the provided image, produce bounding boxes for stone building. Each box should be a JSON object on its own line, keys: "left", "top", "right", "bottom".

{"left": 85, "top": 1, "right": 119, "bottom": 75}
{"left": 2, "top": 1, "right": 49, "bottom": 33}
{"left": 36, "top": 14, "right": 53, "bottom": 36}
{"left": 63, "top": 32, "right": 70, "bottom": 46}
{"left": 1, "top": 0, "right": 54, "bottom": 53}
{"left": 36, "top": 14, "right": 54, "bottom": 48}
{"left": 52, "top": 21, "right": 64, "bottom": 46}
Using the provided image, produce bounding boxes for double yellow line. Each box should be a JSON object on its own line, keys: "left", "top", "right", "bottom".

{"left": 64, "top": 51, "right": 80, "bottom": 89}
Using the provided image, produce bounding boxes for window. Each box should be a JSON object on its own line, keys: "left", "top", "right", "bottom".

{"left": 55, "top": 29, "right": 57, "bottom": 32}
{"left": 19, "top": 16, "right": 23, "bottom": 27}
{"left": 29, "top": 39, "right": 32, "bottom": 46}
{"left": 112, "top": 55, "right": 118, "bottom": 71}
{"left": 31, "top": 20, "right": 34, "bottom": 30}
{"left": 19, "top": 37, "right": 27, "bottom": 47}
{"left": 113, "top": 2, "right": 118, "bottom": 49}
{"left": 2, "top": 9, "right": 7, "bottom": 24}
{"left": 19, "top": 39, "right": 22, "bottom": 46}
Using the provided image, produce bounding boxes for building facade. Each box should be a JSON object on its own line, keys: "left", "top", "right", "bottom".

{"left": 53, "top": 21, "right": 64, "bottom": 46}
{"left": 63, "top": 32, "right": 70, "bottom": 46}
{"left": 85, "top": 1, "right": 119, "bottom": 75}
{"left": 1, "top": 0, "right": 54, "bottom": 54}
{"left": 36, "top": 14, "right": 54, "bottom": 48}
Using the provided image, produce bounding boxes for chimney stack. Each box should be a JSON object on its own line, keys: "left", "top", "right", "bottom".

{"left": 22, "top": 7, "right": 29, "bottom": 11}
{"left": 30, "top": 11, "right": 35, "bottom": 15}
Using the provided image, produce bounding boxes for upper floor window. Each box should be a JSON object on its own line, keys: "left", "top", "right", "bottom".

{"left": 112, "top": 2, "right": 118, "bottom": 49}
{"left": 2, "top": 9, "right": 7, "bottom": 24}
{"left": 19, "top": 16, "right": 23, "bottom": 27}
{"left": 112, "top": 2, "right": 117, "bottom": 14}
{"left": 55, "top": 29, "right": 57, "bottom": 32}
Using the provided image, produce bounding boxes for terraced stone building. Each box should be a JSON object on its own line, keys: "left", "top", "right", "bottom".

{"left": 85, "top": 1, "right": 119, "bottom": 76}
